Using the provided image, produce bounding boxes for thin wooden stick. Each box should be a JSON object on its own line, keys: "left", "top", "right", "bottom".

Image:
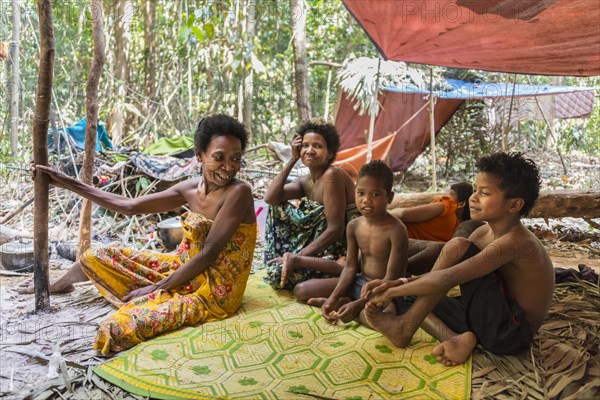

{"left": 0, "top": 197, "right": 34, "bottom": 224}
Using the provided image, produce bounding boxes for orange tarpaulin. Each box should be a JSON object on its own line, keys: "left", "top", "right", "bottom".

{"left": 335, "top": 92, "right": 462, "bottom": 171}
{"left": 342, "top": 0, "right": 600, "bottom": 77}
{"left": 334, "top": 132, "right": 397, "bottom": 179}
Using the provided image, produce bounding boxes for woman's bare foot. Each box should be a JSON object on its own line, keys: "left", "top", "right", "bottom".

{"left": 16, "top": 279, "right": 75, "bottom": 294}
{"left": 15, "top": 261, "right": 87, "bottom": 295}
{"left": 280, "top": 253, "right": 299, "bottom": 288}
{"left": 432, "top": 331, "right": 477, "bottom": 366}
{"left": 364, "top": 304, "right": 417, "bottom": 348}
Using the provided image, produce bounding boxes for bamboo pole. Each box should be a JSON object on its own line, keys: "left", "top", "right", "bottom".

{"left": 324, "top": 66, "right": 333, "bottom": 121}
{"left": 503, "top": 74, "right": 518, "bottom": 151}
{"left": 32, "top": 0, "right": 54, "bottom": 312}
{"left": 428, "top": 68, "right": 437, "bottom": 191}
{"left": 367, "top": 58, "right": 381, "bottom": 163}
{"left": 9, "top": 0, "right": 20, "bottom": 157}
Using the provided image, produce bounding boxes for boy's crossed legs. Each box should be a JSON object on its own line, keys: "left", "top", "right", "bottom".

{"left": 365, "top": 237, "right": 477, "bottom": 366}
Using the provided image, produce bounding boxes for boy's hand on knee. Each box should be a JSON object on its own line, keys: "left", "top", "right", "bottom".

{"left": 361, "top": 279, "right": 383, "bottom": 299}
{"left": 362, "top": 278, "right": 408, "bottom": 300}
{"left": 367, "top": 291, "right": 392, "bottom": 309}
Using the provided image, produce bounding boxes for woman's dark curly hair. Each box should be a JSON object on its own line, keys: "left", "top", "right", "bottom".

{"left": 450, "top": 182, "right": 473, "bottom": 221}
{"left": 296, "top": 119, "right": 341, "bottom": 163}
{"left": 194, "top": 114, "right": 248, "bottom": 154}
{"left": 476, "top": 152, "right": 541, "bottom": 216}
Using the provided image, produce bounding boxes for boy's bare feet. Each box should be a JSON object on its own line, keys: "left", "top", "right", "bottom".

{"left": 364, "top": 304, "right": 417, "bottom": 348}
{"left": 280, "top": 253, "right": 299, "bottom": 288}
{"left": 307, "top": 297, "right": 328, "bottom": 307}
{"left": 308, "top": 296, "right": 351, "bottom": 308}
{"left": 335, "top": 299, "right": 363, "bottom": 323}
{"left": 432, "top": 331, "right": 477, "bottom": 366}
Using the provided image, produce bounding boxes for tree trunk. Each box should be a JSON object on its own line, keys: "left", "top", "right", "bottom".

{"left": 143, "top": 0, "right": 156, "bottom": 146}
{"left": 112, "top": 0, "right": 132, "bottom": 145}
{"left": 32, "top": 0, "right": 54, "bottom": 312}
{"left": 389, "top": 190, "right": 600, "bottom": 219}
{"left": 242, "top": 0, "right": 255, "bottom": 135}
{"left": 291, "top": 0, "right": 311, "bottom": 123}
{"left": 78, "top": 0, "right": 105, "bottom": 258}
{"left": 143, "top": 0, "right": 156, "bottom": 100}
{"left": 9, "top": 0, "right": 20, "bottom": 157}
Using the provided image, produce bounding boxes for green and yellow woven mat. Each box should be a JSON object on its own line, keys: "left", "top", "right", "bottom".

{"left": 95, "top": 272, "right": 471, "bottom": 399}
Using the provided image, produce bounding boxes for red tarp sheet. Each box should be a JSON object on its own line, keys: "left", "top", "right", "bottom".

{"left": 336, "top": 92, "right": 462, "bottom": 171}
{"left": 342, "top": 0, "right": 600, "bottom": 77}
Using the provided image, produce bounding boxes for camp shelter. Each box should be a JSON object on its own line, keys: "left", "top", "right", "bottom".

{"left": 341, "top": 0, "right": 600, "bottom": 77}
{"left": 335, "top": 79, "right": 597, "bottom": 171}
{"left": 336, "top": 0, "right": 599, "bottom": 172}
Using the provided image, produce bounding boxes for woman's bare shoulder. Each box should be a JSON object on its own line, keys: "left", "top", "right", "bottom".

{"left": 229, "top": 179, "right": 253, "bottom": 196}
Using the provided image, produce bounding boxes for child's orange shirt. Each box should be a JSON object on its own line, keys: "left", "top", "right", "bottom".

{"left": 404, "top": 196, "right": 459, "bottom": 242}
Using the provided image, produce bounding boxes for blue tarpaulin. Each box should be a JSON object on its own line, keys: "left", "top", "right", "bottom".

{"left": 384, "top": 79, "right": 596, "bottom": 99}
{"left": 48, "top": 117, "right": 113, "bottom": 152}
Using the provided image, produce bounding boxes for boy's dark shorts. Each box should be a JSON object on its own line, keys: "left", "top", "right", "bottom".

{"left": 432, "top": 242, "right": 533, "bottom": 355}
{"left": 349, "top": 273, "right": 369, "bottom": 301}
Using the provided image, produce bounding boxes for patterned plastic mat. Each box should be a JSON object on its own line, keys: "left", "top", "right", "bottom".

{"left": 95, "top": 272, "right": 471, "bottom": 399}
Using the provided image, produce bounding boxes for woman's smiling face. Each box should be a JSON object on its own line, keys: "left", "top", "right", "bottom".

{"left": 198, "top": 135, "right": 243, "bottom": 188}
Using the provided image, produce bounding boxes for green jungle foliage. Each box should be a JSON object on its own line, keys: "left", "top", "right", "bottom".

{"left": 0, "top": 0, "right": 598, "bottom": 172}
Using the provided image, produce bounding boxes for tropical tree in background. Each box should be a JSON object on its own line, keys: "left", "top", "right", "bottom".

{"left": 0, "top": 0, "right": 598, "bottom": 170}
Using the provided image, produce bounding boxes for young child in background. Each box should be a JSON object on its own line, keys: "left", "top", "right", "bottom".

{"left": 295, "top": 161, "right": 408, "bottom": 326}
{"left": 362, "top": 152, "right": 554, "bottom": 365}
{"left": 390, "top": 182, "right": 473, "bottom": 242}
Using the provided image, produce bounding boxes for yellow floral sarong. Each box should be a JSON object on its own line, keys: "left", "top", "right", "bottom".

{"left": 80, "top": 212, "right": 257, "bottom": 355}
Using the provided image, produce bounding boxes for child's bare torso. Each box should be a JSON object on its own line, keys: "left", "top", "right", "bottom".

{"left": 470, "top": 224, "right": 554, "bottom": 331}
{"left": 354, "top": 216, "right": 402, "bottom": 281}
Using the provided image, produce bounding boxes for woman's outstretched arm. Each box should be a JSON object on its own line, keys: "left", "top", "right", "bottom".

{"left": 35, "top": 164, "right": 189, "bottom": 215}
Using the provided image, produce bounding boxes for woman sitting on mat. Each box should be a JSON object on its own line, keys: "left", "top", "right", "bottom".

{"left": 19, "top": 114, "right": 256, "bottom": 354}
{"left": 390, "top": 182, "right": 473, "bottom": 242}
{"left": 263, "top": 119, "right": 359, "bottom": 290}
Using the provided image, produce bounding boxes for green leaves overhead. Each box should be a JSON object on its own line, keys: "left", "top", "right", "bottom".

{"left": 179, "top": 12, "right": 215, "bottom": 44}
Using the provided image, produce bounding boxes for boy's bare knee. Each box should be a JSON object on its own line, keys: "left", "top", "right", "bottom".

{"left": 293, "top": 282, "right": 309, "bottom": 301}
{"left": 441, "top": 237, "right": 472, "bottom": 263}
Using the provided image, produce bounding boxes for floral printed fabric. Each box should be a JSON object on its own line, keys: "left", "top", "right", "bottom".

{"left": 80, "top": 212, "right": 256, "bottom": 355}
{"left": 263, "top": 198, "right": 359, "bottom": 290}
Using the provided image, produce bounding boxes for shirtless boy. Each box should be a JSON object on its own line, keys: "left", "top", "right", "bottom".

{"left": 301, "top": 161, "right": 408, "bottom": 326}
{"left": 362, "top": 152, "right": 554, "bottom": 365}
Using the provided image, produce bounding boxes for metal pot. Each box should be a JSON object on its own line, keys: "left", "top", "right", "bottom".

{"left": 1, "top": 238, "right": 35, "bottom": 272}
{"left": 157, "top": 217, "right": 184, "bottom": 251}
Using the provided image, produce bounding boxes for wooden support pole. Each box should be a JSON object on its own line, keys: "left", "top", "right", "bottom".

{"left": 367, "top": 58, "right": 381, "bottom": 163}
{"left": 428, "top": 68, "right": 437, "bottom": 191}
{"left": 32, "top": 0, "right": 54, "bottom": 312}
{"left": 324, "top": 66, "right": 333, "bottom": 121}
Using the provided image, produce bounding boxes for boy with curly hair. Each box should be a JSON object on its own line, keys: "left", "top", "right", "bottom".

{"left": 362, "top": 152, "right": 554, "bottom": 365}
